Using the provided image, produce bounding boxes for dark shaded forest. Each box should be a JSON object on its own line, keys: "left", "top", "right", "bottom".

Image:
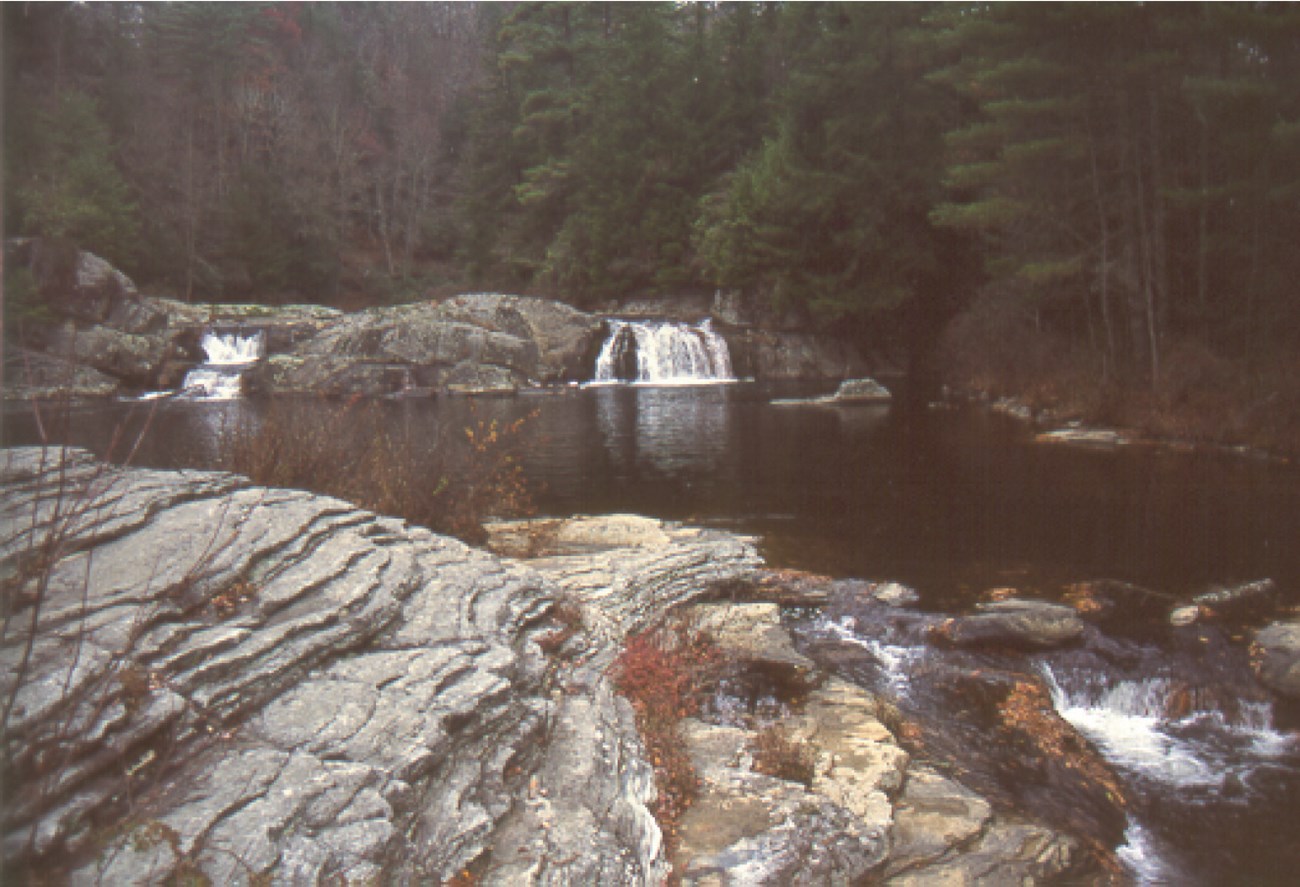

{"left": 5, "top": 3, "right": 1300, "bottom": 441}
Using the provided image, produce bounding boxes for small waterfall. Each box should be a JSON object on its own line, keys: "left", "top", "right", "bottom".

{"left": 1039, "top": 662, "right": 1295, "bottom": 790}
{"left": 181, "top": 330, "right": 264, "bottom": 400}
{"left": 591, "top": 319, "right": 735, "bottom": 385}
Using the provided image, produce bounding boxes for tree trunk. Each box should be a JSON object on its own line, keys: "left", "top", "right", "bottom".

{"left": 1196, "top": 109, "right": 1210, "bottom": 334}
{"left": 1087, "top": 122, "right": 1116, "bottom": 382}
{"left": 184, "top": 108, "right": 197, "bottom": 302}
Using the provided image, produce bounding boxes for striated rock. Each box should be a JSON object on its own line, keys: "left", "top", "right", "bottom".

{"left": 1252, "top": 619, "right": 1300, "bottom": 699}
{"left": 0, "top": 449, "right": 761, "bottom": 884}
{"left": 934, "top": 599, "right": 1086, "bottom": 650}
{"left": 683, "top": 602, "right": 818, "bottom": 677}
{"left": 485, "top": 514, "right": 762, "bottom": 643}
{"left": 1, "top": 450, "right": 1111, "bottom": 885}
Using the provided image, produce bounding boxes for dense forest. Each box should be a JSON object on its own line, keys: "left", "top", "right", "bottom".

{"left": 5, "top": 3, "right": 1300, "bottom": 428}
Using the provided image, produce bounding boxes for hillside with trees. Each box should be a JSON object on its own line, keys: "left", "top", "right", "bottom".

{"left": 5, "top": 2, "right": 1300, "bottom": 442}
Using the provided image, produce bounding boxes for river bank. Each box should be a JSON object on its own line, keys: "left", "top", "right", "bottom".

{"left": 943, "top": 335, "right": 1300, "bottom": 464}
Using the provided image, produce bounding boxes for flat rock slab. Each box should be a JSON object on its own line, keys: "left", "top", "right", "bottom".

{"left": 676, "top": 718, "right": 891, "bottom": 885}
{"left": 683, "top": 602, "right": 818, "bottom": 676}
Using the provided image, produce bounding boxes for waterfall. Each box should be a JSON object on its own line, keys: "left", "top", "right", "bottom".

{"left": 181, "top": 331, "right": 264, "bottom": 400}
{"left": 591, "top": 319, "right": 735, "bottom": 385}
{"left": 1039, "top": 663, "right": 1294, "bottom": 789}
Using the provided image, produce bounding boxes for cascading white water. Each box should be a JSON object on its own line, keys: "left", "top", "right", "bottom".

{"left": 1040, "top": 663, "right": 1296, "bottom": 786}
{"left": 1039, "top": 667, "right": 1222, "bottom": 787}
{"left": 591, "top": 319, "right": 735, "bottom": 385}
{"left": 181, "top": 331, "right": 264, "bottom": 400}
{"left": 198, "top": 331, "right": 264, "bottom": 366}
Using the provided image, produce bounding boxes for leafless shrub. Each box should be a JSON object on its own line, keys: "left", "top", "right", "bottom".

{"left": 750, "top": 725, "right": 817, "bottom": 787}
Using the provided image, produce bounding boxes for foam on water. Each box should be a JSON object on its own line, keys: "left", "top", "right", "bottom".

{"left": 199, "top": 331, "right": 264, "bottom": 366}
{"left": 1039, "top": 663, "right": 1297, "bottom": 793}
{"left": 820, "top": 614, "right": 922, "bottom": 692}
{"left": 591, "top": 319, "right": 735, "bottom": 385}
{"left": 179, "top": 331, "right": 265, "bottom": 400}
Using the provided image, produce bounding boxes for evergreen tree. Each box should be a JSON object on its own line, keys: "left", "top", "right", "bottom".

{"left": 696, "top": 2, "right": 972, "bottom": 372}
{"left": 8, "top": 90, "right": 141, "bottom": 270}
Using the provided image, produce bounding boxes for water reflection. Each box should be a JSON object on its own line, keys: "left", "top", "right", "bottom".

{"left": 593, "top": 386, "right": 733, "bottom": 478}
{"left": 4, "top": 390, "right": 1300, "bottom": 607}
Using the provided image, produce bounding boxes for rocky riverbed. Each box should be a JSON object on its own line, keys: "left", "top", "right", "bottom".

{"left": 0, "top": 447, "right": 1152, "bottom": 884}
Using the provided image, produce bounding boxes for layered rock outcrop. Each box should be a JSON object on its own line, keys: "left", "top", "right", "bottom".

{"left": 0, "top": 449, "right": 755, "bottom": 883}
{"left": 3, "top": 450, "right": 1099, "bottom": 884}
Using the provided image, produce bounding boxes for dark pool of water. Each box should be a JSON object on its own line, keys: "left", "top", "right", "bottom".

{"left": 5, "top": 384, "right": 1300, "bottom": 608}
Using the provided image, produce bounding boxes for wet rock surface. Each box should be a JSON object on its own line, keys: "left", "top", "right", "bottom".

{"left": 726, "top": 329, "right": 870, "bottom": 382}
{"left": 934, "top": 598, "right": 1087, "bottom": 650}
{"left": 1253, "top": 619, "right": 1300, "bottom": 699}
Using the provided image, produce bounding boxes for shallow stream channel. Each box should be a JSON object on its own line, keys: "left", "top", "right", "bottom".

{"left": 5, "top": 382, "right": 1300, "bottom": 883}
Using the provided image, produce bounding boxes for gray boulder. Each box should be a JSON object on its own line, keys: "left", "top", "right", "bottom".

{"left": 772, "top": 377, "right": 893, "bottom": 407}
{"left": 830, "top": 377, "right": 893, "bottom": 403}
{"left": 935, "top": 599, "right": 1087, "bottom": 650}
{"left": 1252, "top": 619, "right": 1300, "bottom": 699}
{"left": 46, "top": 321, "right": 174, "bottom": 387}
{"left": 2, "top": 347, "right": 120, "bottom": 400}
{"left": 247, "top": 295, "right": 603, "bottom": 397}
{"left": 7, "top": 238, "right": 141, "bottom": 325}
